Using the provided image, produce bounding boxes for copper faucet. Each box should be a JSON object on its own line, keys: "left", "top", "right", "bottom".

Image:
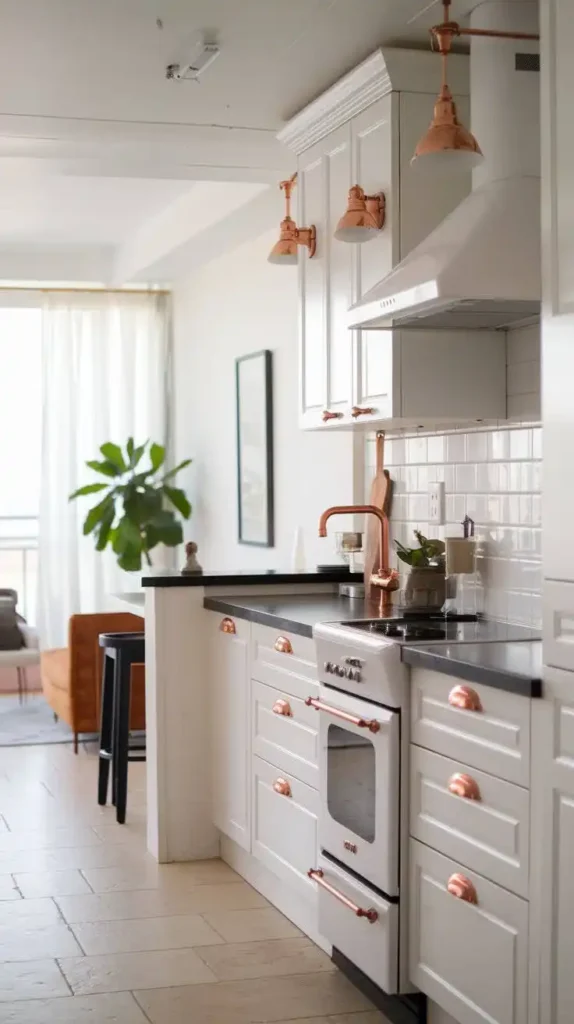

{"left": 318, "top": 504, "right": 389, "bottom": 577}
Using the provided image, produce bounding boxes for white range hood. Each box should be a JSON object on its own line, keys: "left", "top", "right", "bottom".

{"left": 347, "top": 1, "right": 540, "bottom": 333}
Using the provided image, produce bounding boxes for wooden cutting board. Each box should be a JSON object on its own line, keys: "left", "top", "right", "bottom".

{"left": 364, "top": 432, "right": 389, "bottom": 586}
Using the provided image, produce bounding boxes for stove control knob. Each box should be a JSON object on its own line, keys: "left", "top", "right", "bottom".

{"left": 336, "top": 665, "right": 345, "bottom": 677}
{"left": 323, "top": 661, "right": 332, "bottom": 673}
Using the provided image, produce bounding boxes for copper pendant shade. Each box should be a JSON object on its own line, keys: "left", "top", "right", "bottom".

{"left": 412, "top": 83, "right": 483, "bottom": 169}
{"left": 334, "top": 186, "right": 386, "bottom": 242}
{"left": 268, "top": 175, "right": 316, "bottom": 264}
{"left": 412, "top": 0, "right": 538, "bottom": 171}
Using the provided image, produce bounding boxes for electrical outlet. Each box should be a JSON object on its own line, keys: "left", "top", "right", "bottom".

{"left": 428, "top": 482, "right": 445, "bottom": 525}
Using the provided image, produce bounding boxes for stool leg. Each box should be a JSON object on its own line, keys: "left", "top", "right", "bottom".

{"left": 115, "top": 651, "right": 131, "bottom": 825}
{"left": 98, "top": 652, "right": 115, "bottom": 806}
{"left": 16, "top": 667, "right": 23, "bottom": 705}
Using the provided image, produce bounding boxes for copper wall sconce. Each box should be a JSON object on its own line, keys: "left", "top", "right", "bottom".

{"left": 268, "top": 174, "right": 316, "bottom": 264}
{"left": 334, "top": 186, "right": 385, "bottom": 242}
{"left": 411, "top": 0, "right": 538, "bottom": 172}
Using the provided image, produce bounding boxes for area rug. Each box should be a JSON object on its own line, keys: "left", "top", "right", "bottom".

{"left": 0, "top": 694, "right": 96, "bottom": 747}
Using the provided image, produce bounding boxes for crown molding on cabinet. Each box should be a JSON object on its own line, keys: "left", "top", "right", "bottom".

{"left": 277, "top": 48, "right": 469, "bottom": 156}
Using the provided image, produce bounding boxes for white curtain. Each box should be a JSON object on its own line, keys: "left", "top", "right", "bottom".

{"left": 37, "top": 291, "right": 171, "bottom": 649}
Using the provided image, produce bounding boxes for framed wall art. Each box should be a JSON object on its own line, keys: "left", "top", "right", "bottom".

{"left": 235, "top": 349, "right": 274, "bottom": 547}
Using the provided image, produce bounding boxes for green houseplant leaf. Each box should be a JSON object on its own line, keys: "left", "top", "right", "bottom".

{"left": 70, "top": 439, "right": 192, "bottom": 572}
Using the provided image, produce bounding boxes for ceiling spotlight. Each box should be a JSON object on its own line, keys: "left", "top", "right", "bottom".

{"left": 334, "top": 186, "right": 385, "bottom": 242}
{"left": 268, "top": 175, "right": 316, "bottom": 265}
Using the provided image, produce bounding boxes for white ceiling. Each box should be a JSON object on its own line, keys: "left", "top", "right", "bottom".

{"left": 0, "top": 0, "right": 481, "bottom": 283}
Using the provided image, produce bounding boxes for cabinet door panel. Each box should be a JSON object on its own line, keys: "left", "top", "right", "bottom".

{"left": 352, "top": 95, "right": 397, "bottom": 417}
{"left": 325, "top": 126, "right": 353, "bottom": 410}
{"left": 532, "top": 666, "right": 574, "bottom": 1024}
{"left": 410, "top": 840, "right": 528, "bottom": 1024}
{"left": 299, "top": 141, "right": 327, "bottom": 425}
{"left": 208, "top": 614, "right": 250, "bottom": 851}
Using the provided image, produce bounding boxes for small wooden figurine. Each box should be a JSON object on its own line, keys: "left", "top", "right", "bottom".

{"left": 182, "top": 541, "right": 203, "bottom": 574}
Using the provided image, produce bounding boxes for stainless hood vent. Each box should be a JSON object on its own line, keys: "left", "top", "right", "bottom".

{"left": 347, "top": 2, "right": 540, "bottom": 333}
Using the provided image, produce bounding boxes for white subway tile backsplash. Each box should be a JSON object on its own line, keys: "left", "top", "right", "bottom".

{"left": 406, "top": 436, "right": 428, "bottom": 464}
{"left": 427, "top": 435, "right": 446, "bottom": 463}
{"left": 455, "top": 464, "right": 477, "bottom": 493}
{"left": 466, "top": 432, "right": 488, "bottom": 462}
{"left": 365, "top": 422, "right": 542, "bottom": 627}
{"left": 446, "top": 433, "right": 466, "bottom": 462}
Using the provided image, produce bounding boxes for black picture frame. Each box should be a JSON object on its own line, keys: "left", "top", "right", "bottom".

{"left": 235, "top": 349, "right": 274, "bottom": 547}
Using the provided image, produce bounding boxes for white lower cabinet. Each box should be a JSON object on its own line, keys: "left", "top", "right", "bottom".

{"left": 410, "top": 840, "right": 528, "bottom": 1024}
{"left": 410, "top": 746, "right": 530, "bottom": 898}
{"left": 252, "top": 754, "right": 319, "bottom": 898}
{"left": 252, "top": 678, "right": 319, "bottom": 789}
{"left": 208, "top": 613, "right": 250, "bottom": 851}
{"left": 314, "top": 854, "right": 398, "bottom": 995}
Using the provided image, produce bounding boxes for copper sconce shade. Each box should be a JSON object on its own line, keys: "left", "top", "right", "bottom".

{"left": 268, "top": 174, "right": 316, "bottom": 264}
{"left": 334, "top": 186, "right": 386, "bottom": 242}
{"left": 411, "top": 84, "right": 483, "bottom": 172}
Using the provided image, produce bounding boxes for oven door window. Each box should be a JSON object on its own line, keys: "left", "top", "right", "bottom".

{"left": 326, "top": 723, "right": 376, "bottom": 843}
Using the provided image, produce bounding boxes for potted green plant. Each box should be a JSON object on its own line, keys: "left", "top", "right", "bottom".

{"left": 395, "top": 530, "right": 446, "bottom": 610}
{"left": 69, "top": 439, "right": 192, "bottom": 572}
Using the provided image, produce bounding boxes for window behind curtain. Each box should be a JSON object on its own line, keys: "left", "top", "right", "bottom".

{"left": 0, "top": 308, "right": 42, "bottom": 623}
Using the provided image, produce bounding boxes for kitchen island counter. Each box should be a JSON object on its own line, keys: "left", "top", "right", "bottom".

{"left": 401, "top": 638, "right": 542, "bottom": 697}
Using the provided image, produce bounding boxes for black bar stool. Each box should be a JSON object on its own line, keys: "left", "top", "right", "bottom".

{"left": 98, "top": 631, "right": 146, "bottom": 824}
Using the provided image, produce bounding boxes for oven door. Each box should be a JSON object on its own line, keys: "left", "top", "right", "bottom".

{"left": 310, "top": 685, "right": 400, "bottom": 897}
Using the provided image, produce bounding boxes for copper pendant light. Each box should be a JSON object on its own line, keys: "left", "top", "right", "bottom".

{"left": 334, "top": 186, "right": 386, "bottom": 243}
{"left": 268, "top": 174, "right": 316, "bottom": 264}
{"left": 411, "top": 0, "right": 538, "bottom": 172}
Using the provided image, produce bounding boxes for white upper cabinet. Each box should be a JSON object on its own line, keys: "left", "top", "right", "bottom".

{"left": 279, "top": 49, "right": 507, "bottom": 431}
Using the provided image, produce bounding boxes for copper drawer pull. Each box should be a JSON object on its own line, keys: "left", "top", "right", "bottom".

{"left": 322, "top": 410, "right": 343, "bottom": 423}
{"left": 272, "top": 777, "right": 292, "bottom": 797}
{"left": 274, "top": 636, "right": 293, "bottom": 654}
{"left": 448, "top": 772, "right": 481, "bottom": 800}
{"left": 447, "top": 872, "right": 478, "bottom": 905}
{"left": 220, "top": 617, "right": 236, "bottom": 634}
{"left": 305, "top": 696, "right": 380, "bottom": 733}
{"left": 448, "top": 684, "right": 482, "bottom": 712}
{"left": 308, "top": 869, "right": 378, "bottom": 922}
{"left": 351, "top": 406, "right": 376, "bottom": 418}
{"left": 272, "top": 698, "right": 292, "bottom": 717}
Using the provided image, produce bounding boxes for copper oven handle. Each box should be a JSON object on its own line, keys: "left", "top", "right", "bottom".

{"left": 272, "top": 698, "right": 292, "bottom": 717}
{"left": 220, "top": 617, "right": 236, "bottom": 634}
{"left": 272, "top": 777, "right": 292, "bottom": 797}
{"left": 351, "top": 406, "right": 377, "bottom": 419}
{"left": 322, "top": 410, "right": 344, "bottom": 423}
{"left": 274, "top": 636, "right": 293, "bottom": 654}
{"left": 448, "top": 684, "right": 483, "bottom": 712}
{"left": 447, "top": 872, "right": 478, "bottom": 905}
{"left": 308, "top": 869, "right": 378, "bottom": 922}
{"left": 304, "top": 696, "right": 380, "bottom": 733}
{"left": 448, "top": 772, "right": 481, "bottom": 801}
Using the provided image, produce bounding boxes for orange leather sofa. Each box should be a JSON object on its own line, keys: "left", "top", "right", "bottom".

{"left": 41, "top": 612, "right": 145, "bottom": 753}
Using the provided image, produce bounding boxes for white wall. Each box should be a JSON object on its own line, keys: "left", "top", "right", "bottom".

{"left": 172, "top": 228, "right": 357, "bottom": 572}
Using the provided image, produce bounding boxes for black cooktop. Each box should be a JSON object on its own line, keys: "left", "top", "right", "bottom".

{"left": 347, "top": 612, "right": 478, "bottom": 643}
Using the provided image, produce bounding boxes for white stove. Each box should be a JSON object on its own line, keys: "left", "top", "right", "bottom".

{"left": 307, "top": 613, "right": 538, "bottom": 998}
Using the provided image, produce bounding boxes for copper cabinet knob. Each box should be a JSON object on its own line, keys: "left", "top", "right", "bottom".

{"left": 322, "top": 410, "right": 343, "bottom": 422}
{"left": 447, "top": 872, "right": 478, "bottom": 905}
{"left": 351, "top": 406, "right": 376, "bottom": 418}
{"left": 274, "top": 636, "right": 293, "bottom": 654}
{"left": 220, "top": 617, "right": 236, "bottom": 634}
{"left": 448, "top": 684, "right": 483, "bottom": 712}
{"left": 272, "top": 777, "right": 292, "bottom": 797}
{"left": 272, "top": 698, "right": 293, "bottom": 717}
{"left": 448, "top": 772, "right": 481, "bottom": 801}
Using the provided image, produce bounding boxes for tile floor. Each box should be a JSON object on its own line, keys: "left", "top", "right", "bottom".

{"left": 0, "top": 742, "right": 387, "bottom": 1023}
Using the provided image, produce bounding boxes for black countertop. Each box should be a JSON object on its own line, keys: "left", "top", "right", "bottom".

{"left": 203, "top": 593, "right": 385, "bottom": 637}
{"left": 401, "top": 640, "right": 542, "bottom": 697}
{"left": 142, "top": 568, "right": 362, "bottom": 588}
